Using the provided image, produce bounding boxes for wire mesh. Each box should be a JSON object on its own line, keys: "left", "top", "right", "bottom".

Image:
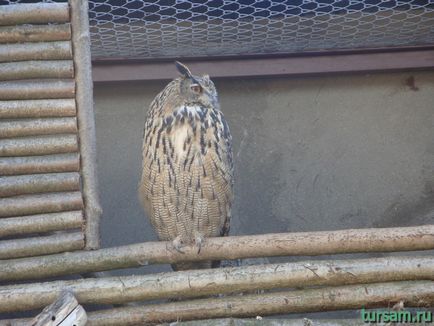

{"left": 1, "top": 0, "right": 434, "bottom": 60}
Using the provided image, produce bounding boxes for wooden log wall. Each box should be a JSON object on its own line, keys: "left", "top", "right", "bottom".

{"left": 0, "top": 3, "right": 86, "bottom": 258}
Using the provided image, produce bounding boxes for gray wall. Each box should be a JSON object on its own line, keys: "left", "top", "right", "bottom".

{"left": 94, "top": 71, "right": 434, "bottom": 277}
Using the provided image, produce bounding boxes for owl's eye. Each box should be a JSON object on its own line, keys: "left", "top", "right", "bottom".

{"left": 190, "top": 84, "right": 202, "bottom": 94}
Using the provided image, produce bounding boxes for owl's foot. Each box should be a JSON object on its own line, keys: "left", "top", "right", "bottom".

{"left": 171, "top": 236, "right": 185, "bottom": 254}
{"left": 193, "top": 232, "right": 205, "bottom": 254}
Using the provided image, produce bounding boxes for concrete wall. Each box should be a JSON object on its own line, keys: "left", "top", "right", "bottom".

{"left": 94, "top": 71, "right": 434, "bottom": 277}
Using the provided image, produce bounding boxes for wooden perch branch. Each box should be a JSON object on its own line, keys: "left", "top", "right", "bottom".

{"left": 0, "top": 99, "right": 76, "bottom": 118}
{"left": 0, "top": 256, "right": 433, "bottom": 313}
{"left": 0, "top": 117, "right": 77, "bottom": 138}
{"left": 0, "top": 225, "right": 433, "bottom": 282}
{"left": 0, "top": 231, "right": 84, "bottom": 260}
{"left": 0, "top": 172, "right": 80, "bottom": 197}
{"left": 0, "top": 41, "right": 72, "bottom": 62}
{"left": 31, "top": 291, "right": 87, "bottom": 326}
{"left": 0, "top": 24, "right": 71, "bottom": 43}
{"left": 0, "top": 80, "right": 75, "bottom": 100}
{"left": 0, "top": 153, "right": 79, "bottom": 176}
{"left": 0, "top": 135, "right": 78, "bottom": 157}
{"left": 0, "top": 60, "right": 74, "bottom": 81}
{"left": 70, "top": 0, "right": 102, "bottom": 250}
{"left": 0, "top": 3, "right": 69, "bottom": 26}
{"left": 0, "top": 211, "right": 83, "bottom": 238}
{"left": 73, "top": 281, "right": 434, "bottom": 325}
{"left": 0, "top": 191, "right": 83, "bottom": 218}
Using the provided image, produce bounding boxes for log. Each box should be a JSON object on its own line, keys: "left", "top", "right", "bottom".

{"left": 31, "top": 291, "right": 87, "bottom": 326}
{"left": 0, "top": 61, "right": 74, "bottom": 81}
{"left": 0, "top": 24, "right": 71, "bottom": 43}
{"left": 0, "top": 225, "right": 433, "bottom": 282}
{"left": 0, "top": 41, "right": 72, "bottom": 62}
{"left": 70, "top": 0, "right": 102, "bottom": 250}
{"left": 0, "top": 153, "right": 80, "bottom": 175}
{"left": 0, "top": 232, "right": 84, "bottom": 260}
{"left": 0, "top": 172, "right": 80, "bottom": 197}
{"left": 0, "top": 80, "right": 75, "bottom": 100}
{"left": 0, "top": 3, "right": 69, "bottom": 26}
{"left": 0, "top": 318, "right": 383, "bottom": 326}
{"left": 0, "top": 117, "right": 77, "bottom": 138}
{"left": 0, "top": 211, "right": 83, "bottom": 238}
{"left": 0, "top": 99, "right": 76, "bottom": 118}
{"left": 0, "top": 135, "right": 78, "bottom": 157}
{"left": 141, "top": 318, "right": 369, "bottom": 326}
{"left": 78, "top": 281, "right": 434, "bottom": 325}
{"left": 0, "top": 191, "right": 83, "bottom": 218}
{"left": 0, "top": 256, "right": 433, "bottom": 313}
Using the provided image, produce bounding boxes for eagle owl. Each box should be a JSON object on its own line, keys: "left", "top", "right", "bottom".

{"left": 139, "top": 62, "right": 234, "bottom": 271}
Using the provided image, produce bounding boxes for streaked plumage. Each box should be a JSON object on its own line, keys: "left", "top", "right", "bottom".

{"left": 139, "top": 62, "right": 234, "bottom": 271}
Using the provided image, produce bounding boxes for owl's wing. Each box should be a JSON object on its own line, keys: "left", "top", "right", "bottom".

{"left": 139, "top": 99, "right": 174, "bottom": 241}
{"left": 199, "top": 110, "right": 234, "bottom": 237}
{"left": 140, "top": 133, "right": 184, "bottom": 241}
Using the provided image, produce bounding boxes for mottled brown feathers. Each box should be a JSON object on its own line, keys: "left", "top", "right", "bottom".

{"left": 139, "top": 63, "right": 233, "bottom": 270}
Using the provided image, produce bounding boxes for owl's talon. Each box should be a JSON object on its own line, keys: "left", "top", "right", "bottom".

{"left": 172, "top": 236, "right": 185, "bottom": 254}
{"left": 194, "top": 233, "right": 205, "bottom": 254}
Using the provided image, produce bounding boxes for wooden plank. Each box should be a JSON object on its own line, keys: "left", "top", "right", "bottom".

{"left": 0, "top": 172, "right": 80, "bottom": 197}
{"left": 0, "top": 153, "right": 80, "bottom": 175}
{"left": 58, "top": 305, "right": 87, "bottom": 326}
{"left": 0, "top": 192, "right": 84, "bottom": 218}
{"left": 0, "top": 24, "right": 71, "bottom": 43}
{"left": 0, "top": 135, "right": 78, "bottom": 157}
{"left": 0, "top": 80, "right": 75, "bottom": 100}
{"left": 31, "top": 291, "right": 87, "bottom": 326}
{"left": 0, "top": 117, "right": 77, "bottom": 138}
{"left": 0, "top": 225, "right": 433, "bottom": 282}
{"left": 0, "top": 256, "right": 433, "bottom": 312}
{"left": 0, "top": 211, "right": 83, "bottom": 238}
{"left": 0, "top": 41, "right": 72, "bottom": 62}
{"left": 0, "top": 60, "right": 74, "bottom": 81}
{"left": 0, "top": 231, "right": 84, "bottom": 260}
{"left": 0, "top": 3, "right": 69, "bottom": 26}
{"left": 0, "top": 99, "right": 76, "bottom": 119}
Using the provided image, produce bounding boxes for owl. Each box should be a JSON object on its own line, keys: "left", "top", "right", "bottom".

{"left": 139, "top": 62, "right": 234, "bottom": 271}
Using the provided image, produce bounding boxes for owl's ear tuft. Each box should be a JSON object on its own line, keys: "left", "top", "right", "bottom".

{"left": 175, "top": 61, "right": 192, "bottom": 78}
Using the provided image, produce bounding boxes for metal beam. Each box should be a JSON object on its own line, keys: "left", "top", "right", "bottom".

{"left": 92, "top": 48, "right": 434, "bottom": 82}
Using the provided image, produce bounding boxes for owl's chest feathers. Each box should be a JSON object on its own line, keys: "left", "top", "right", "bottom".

{"left": 148, "top": 104, "right": 222, "bottom": 167}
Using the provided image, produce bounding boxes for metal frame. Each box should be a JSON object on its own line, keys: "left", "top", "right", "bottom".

{"left": 92, "top": 46, "right": 434, "bottom": 82}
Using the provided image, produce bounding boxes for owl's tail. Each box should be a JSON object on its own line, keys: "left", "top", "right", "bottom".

{"left": 171, "top": 260, "right": 220, "bottom": 271}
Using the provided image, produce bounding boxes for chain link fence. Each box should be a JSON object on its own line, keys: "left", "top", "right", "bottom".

{"left": 2, "top": 0, "right": 434, "bottom": 60}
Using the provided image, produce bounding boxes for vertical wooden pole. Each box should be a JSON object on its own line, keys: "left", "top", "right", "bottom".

{"left": 70, "top": 0, "right": 102, "bottom": 250}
